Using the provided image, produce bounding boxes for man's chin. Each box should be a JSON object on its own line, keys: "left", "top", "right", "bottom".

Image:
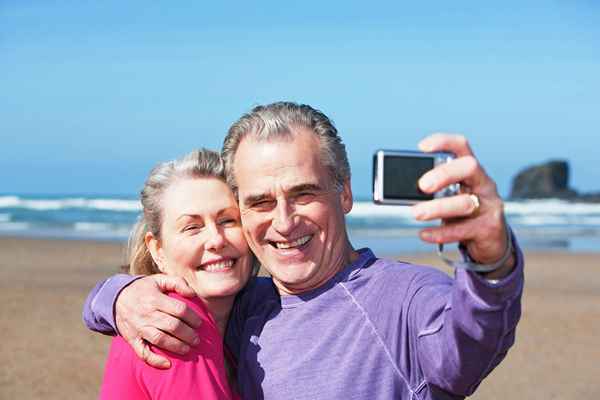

{"left": 269, "top": 266, "right": 320, "bottom": 291}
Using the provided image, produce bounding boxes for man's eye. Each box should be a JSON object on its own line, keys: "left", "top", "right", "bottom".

{"left": 251, "top": 200, "right": 275, "bottom": 210}
{"left": 295, "top": 192, "right": 316, "bottom": 204}
{"left": 183, "top": 225, "right": 203, "bottom": 232}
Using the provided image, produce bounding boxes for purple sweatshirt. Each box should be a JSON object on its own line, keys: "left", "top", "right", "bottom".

{"left": 84, "top": 247, "right": 524, "bottom": 400}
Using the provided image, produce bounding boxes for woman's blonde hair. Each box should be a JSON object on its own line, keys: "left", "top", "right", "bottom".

{"left": 127, "top": 149, "right": 226, "bottom": 275}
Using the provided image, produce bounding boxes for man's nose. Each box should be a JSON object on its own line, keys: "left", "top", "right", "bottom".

{"left": 272, "top": 200, "right": 296, "bottom": 235}
{"left": 204, "top": 224, "right": 226, "bottom": 250}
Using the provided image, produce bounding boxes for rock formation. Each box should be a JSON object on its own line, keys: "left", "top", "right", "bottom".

{"left": 510, "top": 160, "right": 600, "bottom": 201}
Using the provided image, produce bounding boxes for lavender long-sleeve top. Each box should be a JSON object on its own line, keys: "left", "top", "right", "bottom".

{"left": 84, "top": 246, "right": 524, "bottom": 400}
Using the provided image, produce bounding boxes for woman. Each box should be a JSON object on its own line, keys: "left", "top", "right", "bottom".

{"left": 100, "top": 149, "right": 254, "bottom": 399}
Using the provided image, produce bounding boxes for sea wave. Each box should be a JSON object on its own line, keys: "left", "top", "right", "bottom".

{"left": 350, "top": 199, "right": 600, "bottom": 218}
{"left": 74, "top": 222, "right": 115, "bottom": 231}
{"left": 349, "top": 202, "right": 414, "bottom": 218}
{"left": 0, "top": 196, "right": 141, "bottom": 212}
{"left": 504, "top": 199, "right": 600, "bottom": 215}
{"left": 0, "top": 222, "right": 30, "bottom": 230}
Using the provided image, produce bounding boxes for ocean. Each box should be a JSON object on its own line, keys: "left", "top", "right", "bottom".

{"left": 1, "top": 194, "right": 599, "bottom": 256}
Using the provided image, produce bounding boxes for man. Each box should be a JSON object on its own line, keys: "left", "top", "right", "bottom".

{"left": 84, "top": 102, "right": 523, "bottom": 399}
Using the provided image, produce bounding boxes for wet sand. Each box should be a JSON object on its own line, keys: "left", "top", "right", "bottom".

{"left": 1, "top": 237, "right": 598, "bottom": 399}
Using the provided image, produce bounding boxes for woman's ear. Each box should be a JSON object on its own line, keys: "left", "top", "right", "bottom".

{"left": 145, "top": 231, "right": 167, "bottom": 273}
{"left": 340, "top": 179, "right": 353, "bottom": 214}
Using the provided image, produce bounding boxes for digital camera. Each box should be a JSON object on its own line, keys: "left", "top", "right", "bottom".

{"left": 373, "top": 150, "right": 460, "bottom": 205}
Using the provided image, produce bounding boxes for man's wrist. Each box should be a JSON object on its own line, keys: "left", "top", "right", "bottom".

{"left": 111, "top": 275, "right": 143, "bottom": 335}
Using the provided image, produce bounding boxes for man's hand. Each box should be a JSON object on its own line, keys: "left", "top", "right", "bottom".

{"left": 115, "top": 274, "right": 202, "bottom": 369}
{"left": 411, "top": 133, "right": 515, "bottom": 278}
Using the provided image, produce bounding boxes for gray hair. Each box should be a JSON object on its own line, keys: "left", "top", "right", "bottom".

{"left": 222, "top": 101, "right": 351, "bottom": 194}
{"left": 127, "top": 149, "right": 226, "bottom": 276}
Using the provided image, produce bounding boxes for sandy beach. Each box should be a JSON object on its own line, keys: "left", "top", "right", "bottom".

{"left": 1, "top": 236, "right": 598, "bottom": 399}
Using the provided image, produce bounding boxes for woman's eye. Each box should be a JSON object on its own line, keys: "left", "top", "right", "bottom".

{"left": 219, "top": 218, "right": 238, "bottom": 226}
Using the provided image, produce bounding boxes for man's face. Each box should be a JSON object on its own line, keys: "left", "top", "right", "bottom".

{"left": 233, "top": 128, "right": 354, "bottom": 295}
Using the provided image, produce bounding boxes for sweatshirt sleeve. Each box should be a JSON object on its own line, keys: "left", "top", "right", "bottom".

{"left": 409, "top": 234, "right": 524, "bottom": 396}
{"left": 82, "top": 274, "right": 141, "bottom": 334}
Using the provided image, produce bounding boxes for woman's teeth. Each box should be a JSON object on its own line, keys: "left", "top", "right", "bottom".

{"left": 201, "top": 259, "right": 234, "bottom": 272}
{"left": 274, "top": 235, "right": 311, "bottom": 249}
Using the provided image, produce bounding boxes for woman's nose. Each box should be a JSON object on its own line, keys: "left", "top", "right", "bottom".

{"left": 204, "top": 224, "right": 226, "bottom": 250}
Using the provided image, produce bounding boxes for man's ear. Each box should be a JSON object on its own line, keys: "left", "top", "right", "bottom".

{"left": 340, "top": 179, "right": 353, "bottom": 214}
{"left": 145, "top": 231, "right": 167, "bottom": 273}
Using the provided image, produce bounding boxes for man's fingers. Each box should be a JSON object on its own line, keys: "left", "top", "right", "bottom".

{"left": 131, "top": 336, "right": 171, "bottom": 369}
{"left": 418, "top": 133, "right": 474, "bottom": 158}
{"left": 153, "top": 274, "right": 196, "bottom": 298}
{"left": 412, "top": 194, "right": 479, "bottom": 221}
{"left": 141, "top": 326, "right": 191, "bottom": 355}
{"left": 153, "top": 292, "right": 203, "bottom": 330}
{"left": 418, "top": 155, "right": 487, "bottom": 194}
{"left": 418, "top": 218, "right": 479, "bottom": 244}
{"left": 148, "top": 309, "right": 200, "bottom": 348}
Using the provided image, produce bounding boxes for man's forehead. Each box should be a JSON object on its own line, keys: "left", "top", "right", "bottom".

{"left": 233, "top": 133, "right": 329, "bottom": 197}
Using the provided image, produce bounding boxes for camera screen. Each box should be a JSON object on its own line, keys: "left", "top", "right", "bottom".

{"left": 383, "top": 155, "right": 434, "bottom": 201}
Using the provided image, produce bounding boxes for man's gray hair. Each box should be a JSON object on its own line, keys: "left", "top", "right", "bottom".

{"left": 222, "top": 101, "right": 351, "bottom": 194}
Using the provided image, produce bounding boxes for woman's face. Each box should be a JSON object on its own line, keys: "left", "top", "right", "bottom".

{"left": 147, "top": 177, "right": 252, "bottom": 300}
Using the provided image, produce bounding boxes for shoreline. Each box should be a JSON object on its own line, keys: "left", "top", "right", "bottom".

{"left": 1, "top": 237, "right": 599, "bottom": 399}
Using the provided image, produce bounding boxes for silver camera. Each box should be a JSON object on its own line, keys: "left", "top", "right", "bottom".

{"left": 373, "top": 150, "right": 460, "bottom": 205}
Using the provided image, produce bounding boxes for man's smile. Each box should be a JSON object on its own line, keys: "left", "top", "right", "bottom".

{"left": 268, "top": 234, "right": 313, "bottom": 250}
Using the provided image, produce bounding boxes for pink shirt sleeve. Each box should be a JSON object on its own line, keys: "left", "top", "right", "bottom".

{"left": 99, "top": 293, "right": 239, "bottom": 400}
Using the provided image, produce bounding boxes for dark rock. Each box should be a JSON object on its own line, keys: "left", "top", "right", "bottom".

{"left": 510, "top": 160, "right": 578, "bottom": 199}
{"left": 578, "top": 192, "right": 600, "bottom": 203}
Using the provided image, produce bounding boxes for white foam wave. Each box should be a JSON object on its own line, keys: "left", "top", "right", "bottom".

{"left": 349, "top": 202, "right": 415, "bottom": 218}
{"left": 512, "top": 215, "right": 600, "bottom": 226}
{"left": 74, "top": 222, "right": 113, "bottom": 231}
{"left": 0, "top": 196, "right": 141, "bottom": 212}
{"left": 350, "top": 200, "right": 600, "bottom": 219}
{"left": 0, "top": 196, "right": 20, "bottom": 208}
{"left": 504, "top": 200, "right": 600, "bottom": 215}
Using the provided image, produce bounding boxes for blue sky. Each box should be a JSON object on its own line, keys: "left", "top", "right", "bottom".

{"left": 1, "top": 1, "right": 598, "bottom": 198}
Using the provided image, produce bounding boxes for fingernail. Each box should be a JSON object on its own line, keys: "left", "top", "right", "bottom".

{"left": 411, "top": 206, "right": 424, "bottom": 220}
{"left": 193, "top": 337, "right": 200, "bottom": 346}
{"left": 181, "top": 345, "right": 190, "bottom": 353}
{"left": 418, "top": 140, "right": 433, "bottom": 152}
{"left": 420, "top": 231, "right": 433, "bottom": 241}
{"left": 419, "top": 175, "right": 434, "bottom": 191}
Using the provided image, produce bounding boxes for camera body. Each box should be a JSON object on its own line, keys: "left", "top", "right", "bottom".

{"left": 373, "top": 150, "right": 460, "bottom": 205}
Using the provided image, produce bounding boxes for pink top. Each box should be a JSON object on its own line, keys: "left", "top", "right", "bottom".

{"left": 99, "top": 293, "right": 239, "bottom": 399}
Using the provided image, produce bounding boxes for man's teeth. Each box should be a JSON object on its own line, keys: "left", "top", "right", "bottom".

{"left": 275, "top": 235, "right": 311, "bottom": 249}
{"left": 202, "top": 259, "right": 234, "bottom": 272}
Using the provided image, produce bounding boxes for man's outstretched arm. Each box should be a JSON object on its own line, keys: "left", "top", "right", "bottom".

{"left": 407, "top": 234, "right": 523, "bottom": 396}
{"left": 82, "top": 274, "right": 202, "bottom": 368}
